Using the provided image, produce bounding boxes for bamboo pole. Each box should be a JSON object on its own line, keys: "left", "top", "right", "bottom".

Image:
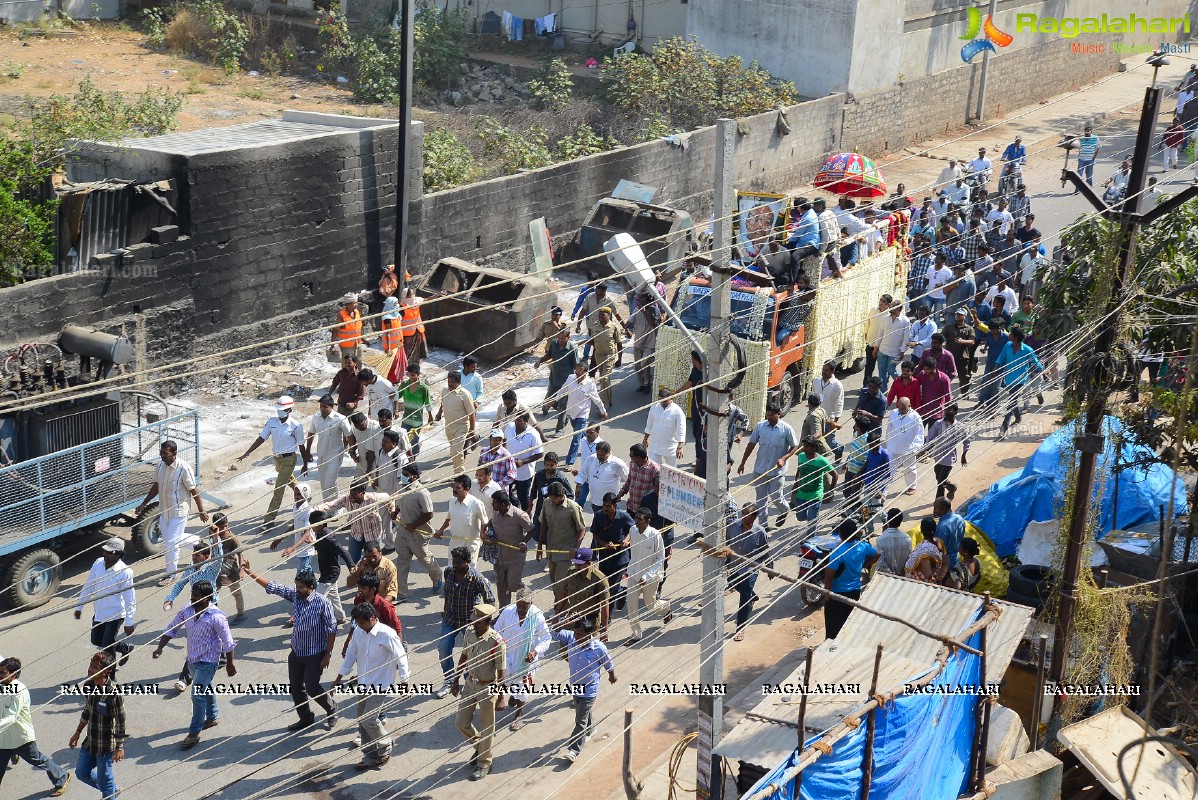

{"left": 1029, "top": 634, "right": 1048, "bottom": 750}
{"left": 623, "top": 708, "right": 642, "bottom": 800}
{"left": 860, "top": 643, "right": 885, "bottom": 799}
{"left": 795, "top": 647, "right": 814, "bottom": 800}
{"left": 695, "top": 536, "right": 983, "bottom": 656}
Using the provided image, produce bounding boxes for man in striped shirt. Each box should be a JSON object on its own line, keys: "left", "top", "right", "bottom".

{"left": 241, "top": 563, "right": 339, "bottom": 731}
{"left": 314, "top": 481, "right": 393, "bottom": 564}
{"left": 153, "top": 581, "right": 237, "bottom": 749}
{"left": 1073, "top": 125, "right": 1100, "bottom": 191}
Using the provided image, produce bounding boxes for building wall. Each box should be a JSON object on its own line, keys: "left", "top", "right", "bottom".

{"left": 449, "top": 0, "right": 689, "bottom": 48}
{"left": 689, "top": 0, "right": 1191, "bottom": 97}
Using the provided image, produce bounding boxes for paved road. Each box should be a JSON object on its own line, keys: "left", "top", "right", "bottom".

{"left": 1, "top": 64, "right": 1184, "bottom": 800}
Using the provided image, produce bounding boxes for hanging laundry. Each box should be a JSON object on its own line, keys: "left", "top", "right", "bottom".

{"left": 502, "top": 10, "right": 514, "bottom": 39}
{"left": 534, "top": 12, "right": 556, "bottom": 36}
{"left": 520, "top": 17, "right": 532, "bottom": 40}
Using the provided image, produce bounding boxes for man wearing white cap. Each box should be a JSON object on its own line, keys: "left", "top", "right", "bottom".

{"left": 333, "top": 293, "right": 364, "bottom": 360}
{"left": 74, "top": 538, "right": 137, "bottom": 672}
{"left": 237, "top": 395, "right": 308, "bottom": 532}
{"left": 452, "top": 603, "right": 506, "bottom": 781}
{"left": 494, "top": 587, "right": 551, "bottom": 730}
{"left": 137, "top": 439, "right": 209, "bottom": 586}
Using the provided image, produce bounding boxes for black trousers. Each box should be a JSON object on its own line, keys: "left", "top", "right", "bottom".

{"left": 512, "top": 477, "right": 533, "bottom": 510}
{"left": 824, "top": 589, "right": 861, "bottom": 639}
{"left": 288, "top": 650, "right": 334, "bottom": 721}
{"left": 595, "top": 553, "right": 628, "bottom": 610}
{"left": 934, "top": 464, "right": 954, "bottom": 497}
{"left": 863, "top": 348, "right": 878, "bottom": 383}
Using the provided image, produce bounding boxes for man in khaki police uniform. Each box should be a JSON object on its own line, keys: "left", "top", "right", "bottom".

{"left": 452, "top": 603, "right": 507, "bottom": 781}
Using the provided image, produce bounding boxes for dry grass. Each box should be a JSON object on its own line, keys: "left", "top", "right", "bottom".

{"left": 164, "top": 9, "right": 211, "bottom": 56}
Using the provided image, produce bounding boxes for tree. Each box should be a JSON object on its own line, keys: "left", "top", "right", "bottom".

{"left": 1036, "top": 199, "right": 1198, "bottom": 471}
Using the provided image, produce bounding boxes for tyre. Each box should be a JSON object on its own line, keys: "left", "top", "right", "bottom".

{"left": 776, "top": 366, "right": 797, "bottom": 410}
{"left": 800, "top": 585, "right": 825, "bottom": 607}
{"left": 1008, "top": 564, "right": 1054, "bottom": 598}
{"left": 3, "top": 548, "right": 61, "bottom": 610}
{"left": 131, "top": 503, "right": 164, "bottom": 561}
{"left": 850, "top": 357, "right": 865, "bottom": 374}
{"left": 1004, "top": 587, "right": 1045, "bottom": 612}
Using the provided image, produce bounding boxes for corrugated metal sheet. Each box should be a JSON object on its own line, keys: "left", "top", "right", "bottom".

{"left": 837, "top": 574, "right": 1033, "bottom": 686}
{"left": 118, "top": 117, "right": 394, "bottom": 157}
{"left": 1058, "top": 706, "right": 1198, "bottom": 800}
{"left": 714, "top": 575, "right": 1033, "bottom": 769}
{"left": 75, "top": 183, "right": 130, "bottom": 269}
{"left": 715, "top": 644, "right": 928, "bottom": 768}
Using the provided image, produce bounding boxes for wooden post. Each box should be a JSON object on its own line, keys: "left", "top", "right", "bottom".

{"left": 1029, "top": 634, "right": 1049, "bottom": 749}
{"left": 860, "top": 644, "right": 884, "bottom": 799}
{"left": 795, "top": 648, "right": 814, "bottom": 799}
{"left": 623, "top": 708, "right": 642, "bottom": 800}
{"left": 971, "top": 599, "right": 993, "bottom": 792}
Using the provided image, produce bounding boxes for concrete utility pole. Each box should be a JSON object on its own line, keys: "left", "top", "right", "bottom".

{"left": 696, "top": 117, "right": 735, "bottom": 800}
{"left": 1052, "top": 84, "right": 1198, "bottom": 688}
{"left": 974, "top": 0, "right": 999, "bottom": 122}
{"left": 393, "top": 0, "right": 414, "bottom": 300}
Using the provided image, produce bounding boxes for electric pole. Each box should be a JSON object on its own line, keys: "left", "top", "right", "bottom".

{"left": 393, "top": 0, "right": 414, "bottom": 300}
{"left": 697, "top": 117, "right": 735, "bottom": 800}
{"left": 1052, "top": 83, "right": 1198, "bottom": 689}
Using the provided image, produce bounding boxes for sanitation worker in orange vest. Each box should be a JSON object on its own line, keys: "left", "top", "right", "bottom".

{"left": 380, "top": 296, "right": 404, "bottom": 354}
{"left": 334, "top": 293, "right": 364, "bottom": 360}
{"left": 401, "top": 287, "right": 428, "bottom": 364}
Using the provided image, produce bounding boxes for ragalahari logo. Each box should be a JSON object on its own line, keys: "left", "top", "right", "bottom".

{"left": 960, "top": 7, "right": 1013, "bottom": 62}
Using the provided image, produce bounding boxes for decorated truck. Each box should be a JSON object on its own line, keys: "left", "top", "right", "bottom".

{"left": 653, "top": 243, "right": 907, "bottom": 425}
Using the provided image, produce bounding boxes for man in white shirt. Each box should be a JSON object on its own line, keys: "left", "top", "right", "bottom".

{"left": 333, "top": 602, "right": 408, "bottom": 769}
{"left": 358, "top": 368, "right": 396, "bottom": 419}
{"left": 643, "top": 389, "right": 686, "bottom": 467}
{"left": 884, "top": 397, "right": 925, "bottom": 495}
{"left": 943, "top": 177, "right": 970, "bottom": 206}
{"left": 984, "top": 278, "right": 1019, "bottom": 313}
{"left": 305, "top": 395, "right": 353, "bottom": 503}
{"left": 625, "top": 507, "right": 672, "bottom": 644}
{"left": 1177, "top": 85, "right": 1194, "bottom": 116}
{"left": 348, "top": 411, "right": 384, "bottom": 480}
{"left": 862, "top": 294, "right": 892, "bottom": 384}
{"left": 936, "top": 159, "right": 962, "bottom": 193}
{"left": 576, "top": 440, "right": 629, "bottom": 513}
{"left": 876, "top": 304, "right": 912, "bottom": 394}
{"left": 811, "top": 361, "right": 844, "bottom": 423}
{"left": 436, "top": 475, "right": 489, "bottom": 564}
{"left": 967, "top": 147, "right": 993, "bottom": 190}
{"left": 236, "top": 395, "right": 307, "bottom": 533}
{"left": 75, "top": 538, "right": 137, "bottom": 672}
{"left": 985, "top": 198, "right": 1015, "bottom": 237}
{"left": 0, "top": 656, "right": 71, "bottom": 794}
{"left": 925, "top": 254, "right": 954, "bottom": 320}
{"left": 373, "top": 429, "right": 408, "bottom": 549}
{"left": 138, "top": 439, "right": 209, "bottom": 586}
{"left": 931, "top": 193, "right": 953, "bottom": 221}
{"left": 470, "top": 466, "right": 498, "bottom": 524}
{"left": 834, "top": 197, "right": 870, "bottom": 237}
{"left": 505, "top": 414, "right": 544, "bottom": 509}
{"left": 551, "top": 362, "right": 608, "bottom": 467}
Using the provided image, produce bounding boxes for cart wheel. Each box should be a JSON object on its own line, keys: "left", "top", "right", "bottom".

{"left": 131, "top": 503, "right": 164, "bottom": 560}
{"left": 3, "top": 548, "right": 61, "bottom": 610}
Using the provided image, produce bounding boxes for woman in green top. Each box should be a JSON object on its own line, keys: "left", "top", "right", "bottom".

{"left": 396, "top": 363, "right": 434, "bottom": 456}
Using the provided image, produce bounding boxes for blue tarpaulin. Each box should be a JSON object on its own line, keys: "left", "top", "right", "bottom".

{"left": 964, "top": 416, "right": 1188, "bottom": 558}
{"left": 747, "top": 624, "right": 984, "bottom": 800}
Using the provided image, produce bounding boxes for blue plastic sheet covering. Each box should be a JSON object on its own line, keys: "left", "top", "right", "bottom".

{"left": 747, "top": 627, "right": 983, "bottom": 800}
{"left": 965, "top": 416, "right": 1189, "bottom": 558}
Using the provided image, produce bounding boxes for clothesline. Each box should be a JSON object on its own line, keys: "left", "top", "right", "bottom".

{"left": 501, "top": 10, "right": 558, "bottom": 41}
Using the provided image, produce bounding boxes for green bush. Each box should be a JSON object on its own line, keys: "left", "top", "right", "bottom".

{"left": 142, "top": 0, "right": 248, "bottom": 74}
{"left": 555, "top": 124, "right": 619, "bottom": 161}
{"left": 0, "top": 80, "right": 182, "bottom": 287}
{"left": 475, "top": 117, "right": 552, "bottom": 173}
{"left": 600, "top": 36, "right": 798, "bottom": 135}
{"left": 422, "top": 126, "right": 480, "bottom": 192}
{"left": 526, "top": 58, "right": 573, "bottom": 111}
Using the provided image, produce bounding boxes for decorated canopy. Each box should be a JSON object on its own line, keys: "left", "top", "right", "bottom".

{"left": 814, "top": 152, "right": 887, "bottom": 198}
